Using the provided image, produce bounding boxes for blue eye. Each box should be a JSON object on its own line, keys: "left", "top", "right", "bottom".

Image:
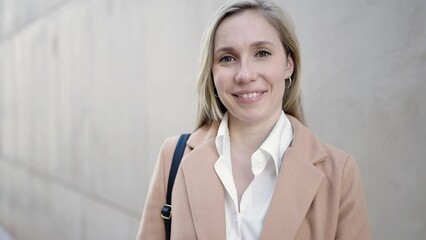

{"left": 219, "top": 55, "right": 235, "bottom": 63}
{"left": 256, "top": 50, "right": 271, "bottom": 57}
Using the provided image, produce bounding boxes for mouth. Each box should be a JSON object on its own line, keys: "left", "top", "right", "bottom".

{"left": 232, "top": 90, "right": 266, "bottom": 104}
{"left": 233, "top": 91, "right": 266, "bottom": 99}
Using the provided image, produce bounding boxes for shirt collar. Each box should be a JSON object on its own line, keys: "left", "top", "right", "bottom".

{"left": 258, "top": 111, "right": 293, "bottom": 174}
{"left": 215, "top": 112, "right": 230, "bottom": 157}
{"left": 215, "top": 111, "right": 294, "bottom": 175}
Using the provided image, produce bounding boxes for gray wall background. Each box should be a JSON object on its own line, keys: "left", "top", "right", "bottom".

{"left": 0, "top": 0, "right": 425, "bottom": 239}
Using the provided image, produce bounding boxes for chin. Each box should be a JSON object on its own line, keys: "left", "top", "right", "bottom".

{"left": 232, "top": 111, "right": 269, "bottom": 124}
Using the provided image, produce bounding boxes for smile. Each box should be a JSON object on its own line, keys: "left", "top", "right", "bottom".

{"left": 237, "top": 92, "right": 263, "bottom": 99}
{"left": 232, "top": 91, "right": 266, "bottom": 103}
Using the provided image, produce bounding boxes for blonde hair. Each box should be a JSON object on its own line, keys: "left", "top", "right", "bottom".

{"left": 196, "top": 0, "right": 304, "bottom": 128}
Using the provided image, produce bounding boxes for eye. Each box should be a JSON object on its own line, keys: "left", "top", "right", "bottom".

{"left": 256, "top": 50, "right": 271, "bottom": 58}
{"left": 219, "top": 55, "right": 235, "bottom": 63}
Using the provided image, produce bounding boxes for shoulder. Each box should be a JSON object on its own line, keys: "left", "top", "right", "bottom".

{"left": 288, "top": 115, "right": 358, "bottom": 171}
{"left": 161, "top": 135, "right": 181, "bottom": 155}
{"left": 290, "top": 116, "right": 366, "bottom": 198}
{"left": 320, "top": 141, "right": 354, "bottom": 169}
{"left": 318, "top": 141, "right": 361, "bottom": 186}
{"left": 289, "top": 115, "right": 361, "bottom": 184}
{"left": 308, "top": 134, "right": 363, "bottom": 197}
{"left": 156, "top": 135, "right": 181, "bottom": 170}
{"left": 162, "top": 135, "right": 181, "bottom": 151}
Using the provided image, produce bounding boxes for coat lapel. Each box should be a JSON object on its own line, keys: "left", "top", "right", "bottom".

{"left": 181, "top": 117, "right": 327, "bottom": 239}
{"left": 260, "top": 116, "right": 326, "bottom": 240}
{"left": 180, "top": 124, "right": 226, "bottom": 239}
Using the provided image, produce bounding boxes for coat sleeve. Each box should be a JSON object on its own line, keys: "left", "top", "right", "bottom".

{"left": 335, "top": 156, "right": 372, "bottom": 240}
{"left": 136, "top": 137, "right": 179, "bottom": 240}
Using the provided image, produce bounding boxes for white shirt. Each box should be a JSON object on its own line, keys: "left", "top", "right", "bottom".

{"left": 214, "top": 111, "right": 294, "bottom": 240}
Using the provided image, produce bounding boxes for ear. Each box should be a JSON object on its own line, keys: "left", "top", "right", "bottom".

{"left": 285, "top": 55, "right": 294, "bottom": 77}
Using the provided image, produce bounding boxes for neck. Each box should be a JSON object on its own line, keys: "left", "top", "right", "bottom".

{"left": 228, "top": 111, "right": 281, "bottom": 154}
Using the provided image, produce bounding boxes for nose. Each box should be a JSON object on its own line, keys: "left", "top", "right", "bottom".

{"left": 235, "top": 59, "right": 257, "bottom": 83}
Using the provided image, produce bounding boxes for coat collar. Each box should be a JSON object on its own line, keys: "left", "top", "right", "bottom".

{"left": 186, "top": 121, "right": 219, "bottom": 150}
{"left": 181, "top": 115, "right": 326, "bottom": 239}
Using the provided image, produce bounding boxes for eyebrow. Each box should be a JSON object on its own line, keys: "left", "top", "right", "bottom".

{"left": 214, "top": 40, "right": 275, "bottom": 54}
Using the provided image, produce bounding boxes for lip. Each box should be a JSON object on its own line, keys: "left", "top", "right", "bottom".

{"left": 232, "top": 90, "right": 267, "bottom": 103}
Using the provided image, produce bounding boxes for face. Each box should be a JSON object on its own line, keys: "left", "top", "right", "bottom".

{"left": 212, "top": 10, "right": 294, "bottom": 126}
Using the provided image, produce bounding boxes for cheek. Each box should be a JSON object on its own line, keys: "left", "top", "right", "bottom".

{"left": 268, "top": 65, "right": 286, "bottom": 99}
{"left": 275, "top": 80, "right": 286, "bottom": 101}
{"left": 267, "top": 64, "right": 286, "bottom": 84}
{"left": 212, "top": 69, "right": 228, "bottom": 93}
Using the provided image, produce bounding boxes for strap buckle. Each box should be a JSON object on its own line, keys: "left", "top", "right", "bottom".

{"left": 161, "top": 204, "right": 172, "bottom": 220}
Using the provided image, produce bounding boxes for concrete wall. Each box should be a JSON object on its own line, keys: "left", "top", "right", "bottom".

{"left": 0, "top": 0, "right": 424, "bottom": 239}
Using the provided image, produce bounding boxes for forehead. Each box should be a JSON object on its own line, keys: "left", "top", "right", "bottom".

{"left": 214, "top": 10, "right": 281, "bottom": 48}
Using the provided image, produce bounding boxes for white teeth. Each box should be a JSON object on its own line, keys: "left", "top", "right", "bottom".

{"left": 239, "top": 92, "right": 261, "bottom": 99}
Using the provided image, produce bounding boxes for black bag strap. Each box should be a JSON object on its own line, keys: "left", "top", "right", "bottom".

{"left": 161, "top": 133, "right": 190, "bottom": 240}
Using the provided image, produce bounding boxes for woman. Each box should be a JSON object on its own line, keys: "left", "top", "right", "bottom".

{"left": 137, "top": 0, "right": 371, "bottom": 239}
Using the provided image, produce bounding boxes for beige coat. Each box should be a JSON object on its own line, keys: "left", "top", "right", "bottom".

{"left": 137, "top": 116, "right": 371, "bottom": 240}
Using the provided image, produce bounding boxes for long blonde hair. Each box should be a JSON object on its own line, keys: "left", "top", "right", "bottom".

{"left": 196, "top": 0, "right": 304, "bottom": 128}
